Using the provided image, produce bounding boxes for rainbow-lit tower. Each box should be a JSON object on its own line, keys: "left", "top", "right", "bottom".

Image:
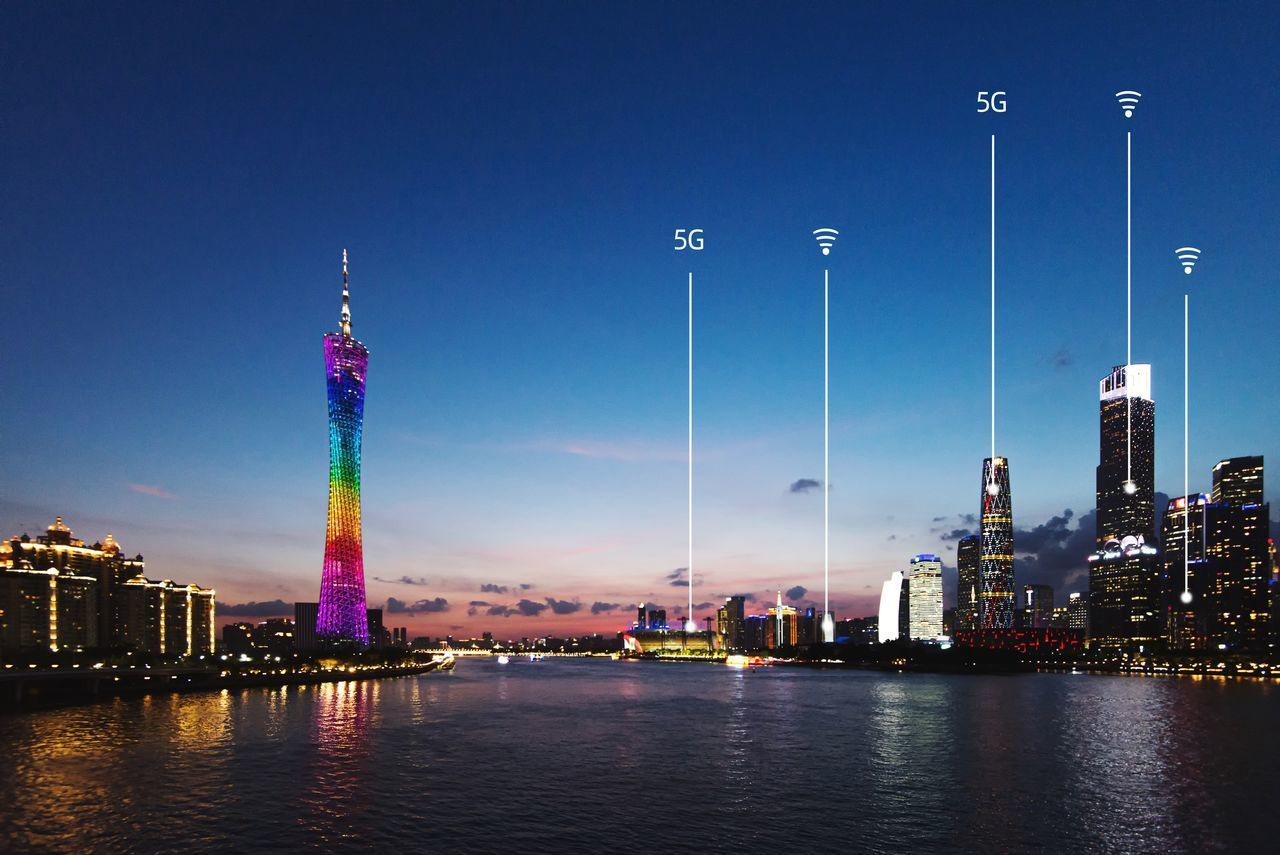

{"left": 317, "top": 249, "right": 370, "bottom": 645}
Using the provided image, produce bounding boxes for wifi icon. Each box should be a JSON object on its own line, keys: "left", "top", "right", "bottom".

{"left": 813, "top": 228, "right": 839, "bottom": 256}
{"left": 1115, "top": 90, "right": 1142, "bottom": 118}
{"left": 1175, "top": 246, "right": 1201, "bottom": 275}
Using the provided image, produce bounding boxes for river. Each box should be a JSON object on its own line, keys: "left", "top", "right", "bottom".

{"left": 1, "top": 658, "right": 1274, "bottom": 852}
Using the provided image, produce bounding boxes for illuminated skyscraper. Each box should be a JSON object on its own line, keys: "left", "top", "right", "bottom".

{"left": 317, "top": 250, "right": 371, "bottom": 646}
{"left": 1211, "top": 456, "right": 1263, "bottom": 507}
{"left": 979, "top": 457, "right": 1014, "bottom": 628}
{"left": 1088, "top": 364, "right": 1161, "bottom": 650}
{"left": 908, "top": 554, "right": 944, "bottom": 640}
{"left": 956, "top": 534, "right": 980, "bottom": 632}
{"left": 715, "top": 595, "right": 746, "bottom": 650}
{"left": 1161, "top": 493, "right": 1211, "bottom": 650}
{"left": 878, "top": 571, "right": 906, "bottom": 643}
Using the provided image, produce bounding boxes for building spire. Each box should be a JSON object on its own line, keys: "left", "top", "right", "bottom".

{"left": 340, "top": 248, "right": 352, "bottom": 337}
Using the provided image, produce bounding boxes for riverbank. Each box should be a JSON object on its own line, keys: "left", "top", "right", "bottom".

{"left": 619, "top": 651, "right": 1280, "bottom": 679}
{"left": 0, "top": 660, "right": 439, "bottom": 712}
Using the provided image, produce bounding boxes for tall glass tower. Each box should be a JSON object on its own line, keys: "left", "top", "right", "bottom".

{"left": 979, "top": 457, "right": 1014, "bottom": 628}
{"left": 1088, "top": 364, "right": 1161, "bottom": 651}
{"left": 317, "top": 249, "right": 370, "bottom": 645}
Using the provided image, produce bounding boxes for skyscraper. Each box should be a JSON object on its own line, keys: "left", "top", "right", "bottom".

{"left": 718, "top": 595, "right": 746, "bottom": 650}
{"left": 317, "top": 250, "right": 371, "bottom": 646}
{"left": 1023, "top": 584, "right": 1054, "bottom": 629}
{"left": 878, "top": 571, "right": 905, "bottom": 643}
{"left": 1206, "top": 457, "right": 1270, "bottom": 651}
{"left": 956, "top": 534, "right": 980, "bottom": 632}
{"left": 1162, "top": 493, "right": 1211, "bottom": 650}
{"left": 908, "top": 554, "right": 944, "bottom": 640}
{"left": 1211, "top": 456, "right": 1263, "bottom": 507}
{"left": 1088, "top": 364, "right": 1161, "bottom": 650}
{"left": 979, "top": 457, "right": 1014, "bottom": 628}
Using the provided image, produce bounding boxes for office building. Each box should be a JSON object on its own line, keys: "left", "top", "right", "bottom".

{"left": 1067, "top": 592, "right": 1088, "bottom": 631}
{"left": 317, "top": 250, "right": 372, "bottom": 646}
{"left": 1211, "top": 456, "right": 1263, "bottom": 507}
{"left": 1024, "top": 584, "right": 1054, "bottom": 629}
{"left": 715, "top": 595, "right": 746, "bottom": 650}
{"left": 1164, "top": 458, "right": 1271, "bottom": 651}
{"left": 1088, "top": 364, "right": 1162, "bottom": 650}
{"left": 956, "top": 534, "right": 980, "bottom": 632}
{"left": 908, "top": 555, "right": 944, "bottom": 640}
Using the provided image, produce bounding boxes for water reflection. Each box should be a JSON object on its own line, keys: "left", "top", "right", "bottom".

{"left": 1, "top": 664, "right": 1277, "bottom": 852}
{"left": 296, "top": 680, "right": 375, "bottom": 845}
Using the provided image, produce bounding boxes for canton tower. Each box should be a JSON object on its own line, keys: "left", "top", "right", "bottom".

{"left": 317, "top": 249, "right": 370, "bottom": 645}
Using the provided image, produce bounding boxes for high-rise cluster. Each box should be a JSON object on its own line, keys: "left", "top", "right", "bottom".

{"left": 1161, "top": 457, "right": 1271, "bottom": 652}
{"left": 1, "top": 516, "right": 215, "bottom": 656}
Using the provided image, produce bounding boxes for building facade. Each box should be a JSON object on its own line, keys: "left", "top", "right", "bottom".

{"left": 1, "top": 517, "right": 213, "bottom": 656}
{"left": 908, "top": 555, "right": 944, "bottom": 640}
{"left": 715, "top": 595, "right": 746, "bottom": 650}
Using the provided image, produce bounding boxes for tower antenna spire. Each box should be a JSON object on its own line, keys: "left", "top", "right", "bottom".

{"left": 340, "top": 248, "right": 352, "bottom": 337}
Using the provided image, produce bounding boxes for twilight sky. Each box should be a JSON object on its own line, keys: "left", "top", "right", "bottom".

{"left": 3, "top": 1, "right": 1278, "bottom": 638}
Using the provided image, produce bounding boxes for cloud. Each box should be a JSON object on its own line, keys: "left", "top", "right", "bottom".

{"left": 386, "top": 596, "right": 450, "bottom": 614}
{"left": 374, "top": 575, "right": 430, "bottom": 586}
{"left": 591, "top": 601, "right": 621, "bottom": 614}
{"left": 1016, "top": 510, "right": 1076, "bottom": 552}
{"left": 467, "top": 600, "right": 491, "bottom": 616}
{"left": 520, "top": 583, "right": 534, "bottom": 590}
{"left": 1051, "top": 347, "right": 1073, "bottom": 369}
{"left": 544, "top": 597, "right": 582, "bottom": 615}
{"left": 1013, "top": 509, "right": 1098, "bottom": 593}
{"left": 940, "top": 527, "right": 975, "bottom": 542}
{"left": 694, "top": 601, "right": 713, "bottom": 610}
{"left": 932, "top": 516, "right": 947, "bottom": 523}
{"left": 127, "top": 483, "right": 177, "bottom": 500}
{"left": 540, "top": 439, "right": 685, "bottom": 463}
{"left": 480, "top": 583, "right": 509, "bottom": 594}
{"left": 789, "top": 478, "right": 821, "bottom": 494}
{"left": 486, "top": 599, "right": 550, "bottom": 618}
{"left": 785, "top": 585, "right": 807, "bottom": 602}
{"left": 667, "top": 567, "right": 690, "bottom": 587}
{"left": 216, "top": 599, "right": 291, "bottom": 617}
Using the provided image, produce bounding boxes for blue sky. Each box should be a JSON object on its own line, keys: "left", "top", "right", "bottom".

{"left": 3, "top": 1, "right": 1277, "bottom": 635}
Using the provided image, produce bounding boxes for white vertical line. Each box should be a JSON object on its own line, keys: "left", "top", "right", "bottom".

{"left": 1184, "top": 292, "right": 1190, "bottom": 596}
{"left": 990, "top": 134, "right": 996, "bottom": 470}
{"left": 1126, "top": 130, "right": 1132, "bottom": 486}
{"left": 824, "top": 267, "right": 830, "bottom": 623}
{"left": 688, "top": 271, "right": 694, "bottom": 627}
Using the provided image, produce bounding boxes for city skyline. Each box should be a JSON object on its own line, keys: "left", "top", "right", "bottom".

{"left": 4, "top": 3, "right": 1280, "bottom": 638}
